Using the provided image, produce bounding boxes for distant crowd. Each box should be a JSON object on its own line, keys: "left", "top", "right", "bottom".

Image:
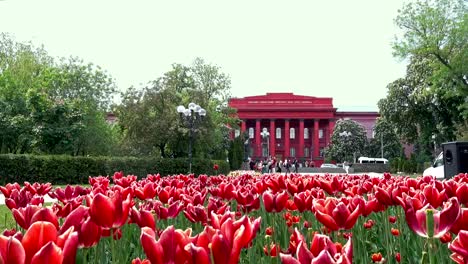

{"left": 247, "top": 157, "right": 317, "bottom": 174}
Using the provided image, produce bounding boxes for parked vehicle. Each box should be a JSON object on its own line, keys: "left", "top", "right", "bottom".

{"left": 423, "top": 152, "right": 444, "bottom": 179}
{"left": 320, "top": 163, "right": 338, "bottom": 168}
{"left": 357, "top": 157, "right": 389, "bottom": 164}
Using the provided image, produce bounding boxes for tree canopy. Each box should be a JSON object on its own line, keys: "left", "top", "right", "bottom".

{"left": 0, "top": 33, "right": 118, "bottom": 155}
{"left": 325, "top": 119, "right": 367, "bottom": 163}
{"left": 116, "top": 59, "right": 238, "bottom": 160}
{"left": 379, "top": 0, "right": 467, "bottom": 159}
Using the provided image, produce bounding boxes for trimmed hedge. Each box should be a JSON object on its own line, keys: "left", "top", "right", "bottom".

{"left": 351, "top": 163, "right": 390, "bottom": 173}
{"left": 0, "top": 154, "right": 230, "bottom": 185}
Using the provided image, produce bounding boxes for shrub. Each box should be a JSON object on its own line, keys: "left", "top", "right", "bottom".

{"left": 0, "top": 154, "right": 229, "bottom": 185}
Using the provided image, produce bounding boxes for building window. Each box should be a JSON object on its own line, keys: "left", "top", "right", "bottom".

{"left": 235, "top": 129, "right": 240, "bottom": 138}
{"left": 372, "top": 127, "right": 376, "bottom": 138}
{"left": 249, "top": 147, "right": 254, "bottom": 157}
{"left": 290, "top": 128, "right": 295, "bottom": 139}
{"left": 276, "top": 127, "right": 281, "bottom": 139}
{"left": 249, "top": 128, "right": 254, "bottom": 139}
{"left": 319, "top": 147, "right": 324, "bottom": 157}
{"left": 290, "top": 147, "right": 296, "bottom": 157}
{"left": 304, "top": 147, "right": 310, "bottom": 158}
{"left": 319, "top": 129, "right": 324, "bottom": 139}
{"left": 304, "top": 128, "right": 309, "bottom": 139}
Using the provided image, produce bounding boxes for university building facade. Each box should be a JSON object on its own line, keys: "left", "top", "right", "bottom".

{"left": 229, "top": 93, "right": 379, "bottom": 166}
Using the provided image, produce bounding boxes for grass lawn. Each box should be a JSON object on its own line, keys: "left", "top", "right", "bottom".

{"left": 0, "top": 205, "right": 16, "bottom": 231}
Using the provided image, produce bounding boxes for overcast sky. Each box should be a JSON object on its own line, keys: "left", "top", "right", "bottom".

{"left": 0, "top": 0, "right": 409, "bottom": 110}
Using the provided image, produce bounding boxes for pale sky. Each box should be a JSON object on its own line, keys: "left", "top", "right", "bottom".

{"left": 0, "top": 0, "right": 409, "bottom": 111}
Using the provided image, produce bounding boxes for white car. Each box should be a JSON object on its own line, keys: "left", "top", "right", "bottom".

{"left": 423, "top": 152, "right": 444, "bottom": 179}
{"left": 320, "top": 163, "right": 338, "bottom": 168}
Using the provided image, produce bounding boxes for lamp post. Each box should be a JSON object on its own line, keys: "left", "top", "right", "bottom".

{"left": 261, "top": 128, "right": 270, "bottom": 157}
{"left": 176, "top": 102, "right": 206, "bottom": 173}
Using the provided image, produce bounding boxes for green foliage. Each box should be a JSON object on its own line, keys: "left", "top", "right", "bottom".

{"left": 382, "top": 0, "right": 468, "bottom": 153}
{"left": 0, "top": 34, "right": 119, "bottom": 156}
{"left": 0, "top": 154, "right": 229, "bottom": 185}
{"left": 228, "top": 134, "right": 244, "bottom": 170}
{"left": 365, "top": 118, "right": 403, "bottom": 160}
{"left": 116, "top": 58, "right": 238, "bottom": 159}
{"left": 325, "top": 119, "right": 367, "bottom": 163}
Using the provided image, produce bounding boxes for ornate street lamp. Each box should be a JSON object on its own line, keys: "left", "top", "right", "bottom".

{"left": 261, "top": 128, "right": 270, "bottom": 157}
{"left": 176, "top": 102, "right": 207, "bottom": 173}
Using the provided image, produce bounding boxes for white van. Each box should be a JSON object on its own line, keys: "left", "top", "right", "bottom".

{"left": 423, "top": 152, "right": 444, "bottom": 179}
{"left": 358, "top": 157, "right": 389, "bottom": 164}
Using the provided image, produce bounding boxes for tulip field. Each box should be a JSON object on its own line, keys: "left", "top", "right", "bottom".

{"left": 1, "top": 172, "right": 468, "bottom": 263}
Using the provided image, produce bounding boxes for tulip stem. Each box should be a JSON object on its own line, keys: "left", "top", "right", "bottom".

{"left": 110, "top": 228, "right": 116, "bottom": 262}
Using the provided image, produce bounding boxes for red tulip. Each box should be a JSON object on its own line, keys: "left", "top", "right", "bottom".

{"left": 371, "top": 252, "right": 383, "bottom": 263}
{"left": 280, "top": 233, "right": 352, "bottom": 264}
{"left": 395, "top": 252, "right": 401, "bottom": 262}
{"left": 130, "top": 207, "right": 156, "bottom": 230}
{"left": 449, "top": 230, "right": 468, "bottom": 264}
{"left": 79, "top": 218, "right": 102, "bottom": 248}
{"left": 388, "top": 215, "right": 397, "bottom": 224}
{"left": 0, "top": 183, "right": 21, "bottom": 197}
{"left": 262, "top": 190, "right": 289, "bottom": 212}
{"left": 422, "top": 184, "right": 447, "bottom": 208}
{"left": 440, "top": 232, "right": 452, "bottom": 244}
{"left": 404, "top": 197, "right": 460, "bottom": 238}
{"left": 184, "top": 204, "right": 208, "bottom": 224}
{"left": 451, "top": 208, "right": 468, "bottom": 234}
{"left": 312, "top": 197, "right": 361, "bottom": 231}
{"left": 0, "top": 235, "right": 25, "bottom": 264}
{"left": 140, "top": 226, "right": 197, "bottom": 264}
{"left": 89, "top": 189, "right": 132, "bottom": 229}
{"left": 134, "top": 182, "right": 157, "bottom": 200}
{"left": 20, "top": 221, "right": 78, "bottom": 264}
{"left": 391, "top": 228, "right": 400, "bottom": 236}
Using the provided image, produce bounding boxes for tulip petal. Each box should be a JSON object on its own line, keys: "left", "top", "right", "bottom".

{"left": 279, "top": 253, "right": 301, "bottom": 264}
{"left": 22, "top": 221, "right": 58, "bottom": 264}
{"left": 140, "top": 227, "right": 164, "bottom": 264}
{"left": 30, "top": 241, "right": 63, "bottom": 264}
{"left": 90, "top": 193, "right": 115, "bottom": 229}
{"left": 0, "top": 235, "right": 25, "bottom": 264}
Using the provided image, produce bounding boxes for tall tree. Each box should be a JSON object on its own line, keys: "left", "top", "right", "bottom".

{"left": 379, "top": 0, "right": 467, "bottom": 158}
{"left": 325, "top": 119, "right": 367, "bottom": 163}
{"left": 0, "top": 34, "right": 118, "bottom": 155}
{"left": 393, "top": 0, "right": 467, "bottom": 117}
{"left": 117, "top": 58, "right": 238, "bottom": 159}
{"left": 365, "top": 118, "right": 403, "bottom": 160}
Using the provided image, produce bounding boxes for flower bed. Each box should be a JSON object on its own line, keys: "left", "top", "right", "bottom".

{"left": 0, "top": 172, "right": 467, "bottom": 263}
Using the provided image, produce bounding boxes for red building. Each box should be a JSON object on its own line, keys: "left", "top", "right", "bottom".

{"left": 229, "top": 93, "right": 379, "bottom": 166}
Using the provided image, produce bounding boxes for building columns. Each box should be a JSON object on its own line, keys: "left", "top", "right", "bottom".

{"left": 284, "top": 119, "right": 290, "bottom": 159}
{"left": 255, "top": 119, "right": 261, "bottom": 157}
{"left": 241, "top": 119, "right": 246, "bottom": 133}
{"left": 313, "top": 119, "right": 320, "bottom": 159}
{"left": 269, "top": 119, "right": 275, "bottom": 158}
{"left": 298, "top": 119, "right": 304, "bottom": 158}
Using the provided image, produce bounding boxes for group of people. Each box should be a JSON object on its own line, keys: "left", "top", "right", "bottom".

{"left": 247, "top": 157, "right": 317, "bottom": 174}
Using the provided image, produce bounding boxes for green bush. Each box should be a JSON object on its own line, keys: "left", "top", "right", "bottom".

{"left": 0, "top": 154, "right": 230, "bottom": 185}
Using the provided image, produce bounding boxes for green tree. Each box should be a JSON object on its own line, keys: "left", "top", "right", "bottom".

{"left": 392, "top": 0, "right": 468, "bottom": 120}
{"left": 117, "top": 58, "right": 238, "bottom": 159}
{"left": 365, "top": 118, "right": 403, "bottom": 160}
{"left": 0, "top": 34, "right": 118, "bottom": 155}
{"left": 325, "top": 119, "right": 367, "bottom": 163}
{"left": 228, "top": 134, "right": 244, "bottom": 170}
